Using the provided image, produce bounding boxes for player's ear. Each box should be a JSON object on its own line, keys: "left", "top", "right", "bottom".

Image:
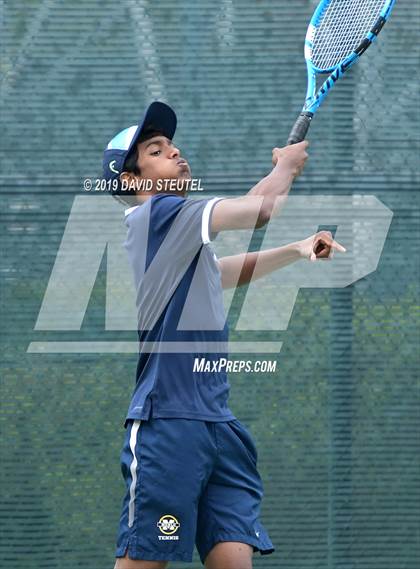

{"left": 120, "top": 171, "right": 140, "bottom": 184}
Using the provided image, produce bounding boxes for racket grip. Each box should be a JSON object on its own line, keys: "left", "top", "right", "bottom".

{"left": 287, "top": 112, "right": 313, "bottom": 145}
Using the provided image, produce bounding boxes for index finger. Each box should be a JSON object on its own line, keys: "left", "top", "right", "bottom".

{"left": 331, "top": 240, "right": 346, "bottom": 253}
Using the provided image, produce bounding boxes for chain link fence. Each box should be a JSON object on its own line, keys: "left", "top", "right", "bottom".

{"left": 1, "top": 1, "right": 419, "bottom": 568}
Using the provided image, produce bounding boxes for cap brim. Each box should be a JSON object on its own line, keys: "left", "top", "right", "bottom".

{"left": 126, "top": 101, "right": 177, "bottom": 157}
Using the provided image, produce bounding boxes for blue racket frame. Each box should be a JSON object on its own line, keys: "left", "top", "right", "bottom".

{"left": 287, "top": 0, "right": 396, "bottom": 144}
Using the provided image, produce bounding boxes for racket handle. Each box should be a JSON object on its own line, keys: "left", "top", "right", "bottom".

{"left": 287, "top": 112, "right": 313, "bottom": 145}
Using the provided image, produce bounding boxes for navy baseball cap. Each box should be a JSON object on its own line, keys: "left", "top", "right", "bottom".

{"left": 102, "top": 101, "right": 177, "bottom": 190}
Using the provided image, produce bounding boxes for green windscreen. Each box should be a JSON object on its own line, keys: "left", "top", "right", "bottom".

{"left": 1, "top": 1, "right": 419, "bottom": 568}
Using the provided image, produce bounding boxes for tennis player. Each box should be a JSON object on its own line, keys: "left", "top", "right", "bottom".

{"left": 103, "top": 102, "right": 344, "bottom": 569}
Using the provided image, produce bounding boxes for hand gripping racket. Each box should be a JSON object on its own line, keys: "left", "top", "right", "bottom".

{"left": 287, "top": 0, "right": 396, "bottom": 145}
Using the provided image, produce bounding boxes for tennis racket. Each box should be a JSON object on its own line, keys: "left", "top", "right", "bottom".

{"left": 287, "top": 0, "right": 396, "bottom": 145}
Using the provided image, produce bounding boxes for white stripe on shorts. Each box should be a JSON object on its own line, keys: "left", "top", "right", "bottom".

{"left": 128, "top": 420, "right": 141, "bottom": 528}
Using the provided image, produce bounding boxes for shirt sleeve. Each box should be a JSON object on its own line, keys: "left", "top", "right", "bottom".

{"left": 201, "top": 197, "right": 226, "bottom": 244}
{"left": 151, "top": 195, "right": 225, "bottom": 252}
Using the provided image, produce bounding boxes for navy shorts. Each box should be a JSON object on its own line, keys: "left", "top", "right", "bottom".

{"left": 115, "top": 417, "right": 275, "bottom": 564}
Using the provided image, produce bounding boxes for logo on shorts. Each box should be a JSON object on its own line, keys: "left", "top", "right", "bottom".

{"left": 157, "top": 514, "right": 180, "bottom": 541}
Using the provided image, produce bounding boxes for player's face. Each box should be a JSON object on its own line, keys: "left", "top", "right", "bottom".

{"left": 136, "top": 135, "right": 192, "bottom": 192}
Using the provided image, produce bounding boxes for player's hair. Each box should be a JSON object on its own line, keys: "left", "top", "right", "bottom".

{"left": 115, "top": 127, "right": 166, "bottom": 207}
{"left": 123, "top": 127, "right": 164, "bottom": 175}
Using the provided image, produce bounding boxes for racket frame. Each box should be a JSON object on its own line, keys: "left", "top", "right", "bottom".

{"left": 287, "top": 0, "right": 396, "bottom": 144}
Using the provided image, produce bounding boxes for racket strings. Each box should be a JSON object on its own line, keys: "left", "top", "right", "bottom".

{"left": 311, "top": 0, "right": 386, "bottom": 70}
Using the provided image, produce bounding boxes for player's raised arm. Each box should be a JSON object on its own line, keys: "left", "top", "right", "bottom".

{"left": 210, "top": 141, "right": 309, "bottom": 233}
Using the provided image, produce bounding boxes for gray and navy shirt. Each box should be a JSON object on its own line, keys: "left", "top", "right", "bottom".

{"left": 123, "top": 193, "right": 236, "bottom": 428}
